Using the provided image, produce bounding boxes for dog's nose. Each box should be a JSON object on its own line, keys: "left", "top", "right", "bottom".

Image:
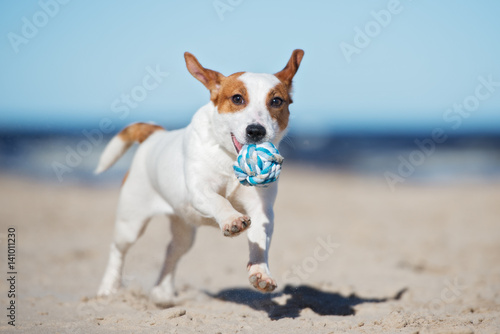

{"left": 246, "top": 124, "right": 266, "bottom": 143}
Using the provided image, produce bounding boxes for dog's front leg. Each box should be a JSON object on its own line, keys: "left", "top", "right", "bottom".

{"left": 187, "top": 177, "right": 251, "bottom": 237}
{"left": 239, "top": 184, "right": 278, "bottom": 292}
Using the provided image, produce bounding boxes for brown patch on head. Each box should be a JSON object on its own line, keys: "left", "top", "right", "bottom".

{"left": 215, "top": 72, "right": 250, "bottom": 113}
{"left": 118, "top": 123, "right": 165, "bottom": 143}
{"left": 267, "top": 82, "right": 291, "bottom": 131}
{"left": 184, "top": 50, "right": 303, "bottom": 125}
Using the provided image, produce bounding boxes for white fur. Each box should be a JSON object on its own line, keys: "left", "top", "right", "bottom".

{"left": 97, "top": 72, "right": 287, "bottom": 305}
{"left": 94, "top": 136, "right": 131, "bottom": 174}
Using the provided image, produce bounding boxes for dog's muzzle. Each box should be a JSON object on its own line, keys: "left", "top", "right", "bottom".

{"left": 246, "top": 124, "right": 266, "bottom": 143}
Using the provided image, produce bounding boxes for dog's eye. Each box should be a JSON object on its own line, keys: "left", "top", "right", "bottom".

{"left": 232, "top": 94, "right": 244, "bottom": 105}
{"left": 270, "top": 97, "right": 283, "bottom": 107}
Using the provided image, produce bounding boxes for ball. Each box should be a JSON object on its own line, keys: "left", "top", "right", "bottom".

{"left": 233, "top": 142, "right": 284, "bottom": 187}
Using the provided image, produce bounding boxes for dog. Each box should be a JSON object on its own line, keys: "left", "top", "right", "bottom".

{"left": 96, "top": 49, "right": 304, "bottom": 306}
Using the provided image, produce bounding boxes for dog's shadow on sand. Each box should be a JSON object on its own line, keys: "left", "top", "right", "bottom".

{"left": 208, "top": 285, "right": 407, "bottom": 320}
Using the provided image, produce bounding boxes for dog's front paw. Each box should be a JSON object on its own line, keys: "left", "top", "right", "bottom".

{"left": 247, "top": 263, "right": 277, "bottom": 292}
{"left": 223, "top": 216, "right": 251, "bottom": 237}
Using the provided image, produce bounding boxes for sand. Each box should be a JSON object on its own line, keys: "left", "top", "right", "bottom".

{"left": 0, "top": 166, "right": 499, "bottom": 333}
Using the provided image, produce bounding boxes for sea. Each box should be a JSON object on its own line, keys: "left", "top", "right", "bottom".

{"left": 1, "top": 128, "right": 500, "bottom": 187}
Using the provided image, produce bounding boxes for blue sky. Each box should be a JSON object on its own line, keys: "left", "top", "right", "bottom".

{"left": 1, "top": 0, "right": 499, "bottom": 134}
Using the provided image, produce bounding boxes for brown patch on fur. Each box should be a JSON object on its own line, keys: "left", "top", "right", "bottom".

{"left": 183, "top": 52, "right": 248, "bottom": 110}
{"left": 267, "top": 83, "right": 291, "bottom": 131}
{"left": 215, "top": 72, "right": 249, "bottom": 113}
{"left": 118, "top": 123, "right": 165, "bottom": 143}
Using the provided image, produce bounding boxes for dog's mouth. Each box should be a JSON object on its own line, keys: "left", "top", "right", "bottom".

{"left": 231, "top": 133, "right": 244, "bottom": 154}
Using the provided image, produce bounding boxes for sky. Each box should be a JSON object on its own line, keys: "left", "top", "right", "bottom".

{"left": 1, "top": 0, "right": 499, "bottom": 134}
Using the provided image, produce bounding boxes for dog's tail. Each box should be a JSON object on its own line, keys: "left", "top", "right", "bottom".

{"left": 94, "top": 122, "right": 165, "bottom": 174}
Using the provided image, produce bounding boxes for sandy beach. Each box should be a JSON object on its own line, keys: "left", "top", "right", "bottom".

{"left": 0, "top": 166, "right": 499, "bottom": 333}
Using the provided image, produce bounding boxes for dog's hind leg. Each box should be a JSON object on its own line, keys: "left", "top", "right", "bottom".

{"left": 97, "top": 177, "right": 171, "bottom": 297}
{"left": 150, "top": 217, "right": 196, "bottom": 306}
{"left": 97, "top": 217, "right": 151, "bottom": 296}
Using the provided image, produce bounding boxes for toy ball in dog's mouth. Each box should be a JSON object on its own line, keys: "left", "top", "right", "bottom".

{"left": 233, "top": 142, "right": 284, "bottom": 187}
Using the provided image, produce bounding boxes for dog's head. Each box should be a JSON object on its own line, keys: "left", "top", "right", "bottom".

{"left": 184, "top": 50, "right": 304, "bottom": 155}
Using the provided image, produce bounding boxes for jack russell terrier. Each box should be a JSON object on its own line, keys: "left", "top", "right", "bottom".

{"left": 96, "top": 49, "right": 304, "bottom": 306}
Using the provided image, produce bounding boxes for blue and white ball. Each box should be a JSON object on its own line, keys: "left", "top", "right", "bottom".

{"left": 233, "top": 142, "right": 284, "bottom": 187}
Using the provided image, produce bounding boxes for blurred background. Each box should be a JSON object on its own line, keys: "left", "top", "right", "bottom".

{"left": 0, "top": 0, "right": 499, "bottom": 185}
{"left": 1, "top": 3, "right": 500, "bottom": 331}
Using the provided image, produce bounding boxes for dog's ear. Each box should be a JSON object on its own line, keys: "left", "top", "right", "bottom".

{"left": 275, "top": 49, "right": 304, "bottom": 88}
{"left": 184, "top": 52, "right": 225, "bottom": 100}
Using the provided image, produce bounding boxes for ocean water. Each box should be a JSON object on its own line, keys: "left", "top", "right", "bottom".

{"left": 0, "top": 130, "right": 500, "bottom": 186}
